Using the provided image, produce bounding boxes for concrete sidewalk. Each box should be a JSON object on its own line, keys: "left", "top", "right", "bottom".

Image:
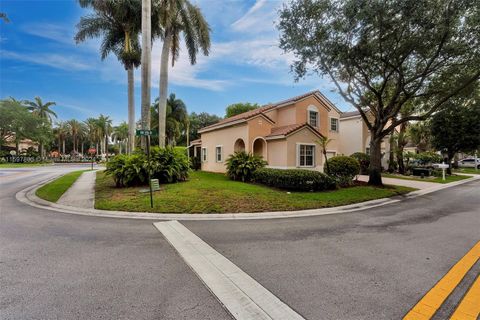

{"left": 357, "top": 175, "right": 440, "bottom": 189}
{"left": 57, "top": 170, "right": 96, "bottom": 209}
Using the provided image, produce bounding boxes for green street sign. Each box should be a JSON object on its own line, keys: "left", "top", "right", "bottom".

{"left": 136, "top": 129, "right": 154, "bottom": 136}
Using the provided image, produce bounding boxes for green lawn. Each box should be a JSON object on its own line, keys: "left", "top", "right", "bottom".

{"left": 454, "top": 168, "right": 480, "bottom": 175}
{"left": 0, "top": 162, "right": 52, "bottom": 168}
{"left": 382, "top": 173, "right": 471, "bottom": 184}
{"left": 95, "top": 171, "right": 414, "bottom": 214}
{"left": 36, "top": 170, "right": 89, "bottom": 202}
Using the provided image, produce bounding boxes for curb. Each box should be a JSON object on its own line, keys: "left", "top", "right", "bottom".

{"left": 16, "top": 174, "right": 480, "bottom": 221}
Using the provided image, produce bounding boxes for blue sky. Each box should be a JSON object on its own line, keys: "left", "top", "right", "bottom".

{"left": 0, "top": 0, "right": 352, "bottom": 125}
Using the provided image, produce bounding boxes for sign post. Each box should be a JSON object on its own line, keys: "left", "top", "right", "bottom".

{"left": 437, "top": 162, "right": 449, "bottom": 181}
{"left": 88, "top": 147, "right": 96, "bottom": 170}
{"left": 136, "top": 129, "right": 154, "bottom": 208}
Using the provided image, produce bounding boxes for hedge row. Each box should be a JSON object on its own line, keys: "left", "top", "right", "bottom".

{"left": 253, "top": 168, "right": 337, "bottom": 192}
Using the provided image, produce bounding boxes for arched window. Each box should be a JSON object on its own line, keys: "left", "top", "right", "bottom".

{"left": 307, "top": 105, "right": 319, "bottom": 128}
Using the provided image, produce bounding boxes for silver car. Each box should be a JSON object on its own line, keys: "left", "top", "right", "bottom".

{"left": 458, "top": 158, "right": 480, "bottom": 169}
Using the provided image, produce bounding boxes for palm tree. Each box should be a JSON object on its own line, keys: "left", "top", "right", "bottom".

{"left": 84, "top": 117, "right": 101, "bottom": 155}
{"left": 113, "top": 121, "right": 129, "bottom": 154}
{"left": 96, "top": 114, "right": 113, "bottom": 160}
{"left": 141, "top": 0, "right": 152, "bottom": 150}
{"left": 316, "top": 136, "right": 333, "bottom": 174}
{"left": 67, "top": 119, "right": 82, "bottom": 155}
{"left": 0, "top": 12, "right": 9, "bottom": 23}
{"left": 26, "top": 96, "right": 57, "bottom": 122}
{"left": 55, "top": 121, "right": 69, "bottom": 155}
{"left": 26, "top": 96, "right": 56, "bottom": 157}
{"left": 153, "top": 0, "right": 211, "bottom": 147}
{"left": 75, "top": 0, "right": 141, "bottom": 154}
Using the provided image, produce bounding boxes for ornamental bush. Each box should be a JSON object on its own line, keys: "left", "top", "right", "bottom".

{"left": 327, "top": 156, "right": 360, "bottom": 186}
{"left": 350, "top": 152, "right": 370, "bottom": 174}
{"left": 253, "top": 168, "right": 336, "bottom": 191}
{"left": 105, "top": 147, "right": 190, "bottom": 187}
{"left": 226, "top": 151, "right": 267, "bottom": 182}
{"left": 149, "top": 146, "right": 190, "bottom": 183}
{"left": 105, "top": 153, "right": 147, "bottom": 187}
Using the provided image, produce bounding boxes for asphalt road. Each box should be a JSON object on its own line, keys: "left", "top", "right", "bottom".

{"left": 185, "top": 178, "right": 480, "bottom": 319}
{"left": 0, "top": 165, "right": 231, "bottom": 320}
{"left": 1, "top": 165, "right": 479, "bottom": 319}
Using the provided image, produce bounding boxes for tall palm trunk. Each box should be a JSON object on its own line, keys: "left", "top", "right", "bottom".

{"left": 127, "top": 67, "right": 135, "bottom": 153}
{"left": 158, "top": 31, "right": 172, "bottom": 148}
{"left": 62, "top": 140, "right": 65, "bottom": 154}
{"left": 141, "top": 0, "right": 152, "bottom": 150}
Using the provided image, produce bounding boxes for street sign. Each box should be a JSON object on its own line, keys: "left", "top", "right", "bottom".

{"left": 136, "top": 129, "right": 155, "bottom": 136}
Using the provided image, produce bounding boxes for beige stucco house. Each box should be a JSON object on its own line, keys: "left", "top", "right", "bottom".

{"left": 193, "top": 91, "right": 343, "bottom": 173}
{"left": 339, "top": 110, "right": 393, "bottom": 169}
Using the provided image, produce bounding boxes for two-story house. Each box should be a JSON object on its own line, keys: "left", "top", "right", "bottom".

{"left": 192, "top": 91, "right": 343, "bottom": 173}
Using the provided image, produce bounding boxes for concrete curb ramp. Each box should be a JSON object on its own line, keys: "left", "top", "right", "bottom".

{"left": 16, "top": 174, "right": 480, "bottom": 221}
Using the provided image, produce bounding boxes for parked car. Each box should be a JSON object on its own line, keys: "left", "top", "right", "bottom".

{"left": 458, "top": 158, "right": 480, "bottom": 169}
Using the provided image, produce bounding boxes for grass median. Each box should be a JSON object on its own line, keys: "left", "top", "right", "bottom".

{"left": 36, "top": 170, "right": 90, "bottom": 202}
{"left": 95, "top": 171, "right": 414, "bottom": 214}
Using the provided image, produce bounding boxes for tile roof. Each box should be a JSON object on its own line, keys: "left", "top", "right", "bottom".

{"left": 199, "top": 104, "right": 275, "bottom": 131}
{"left": 266, "top": 123, "right": 324, "bottom": 138}
{"left": 199, "top": 90, "right": 341, "bottom": 132}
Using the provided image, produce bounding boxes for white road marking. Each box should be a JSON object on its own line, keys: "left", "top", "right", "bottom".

{"left": 154, "top": 221, "right": 305, "bottom": 320}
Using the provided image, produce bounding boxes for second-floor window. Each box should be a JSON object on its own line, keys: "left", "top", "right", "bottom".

{"left": 309, "top": 110, "right": 318, "bottom": 127}
{"left": 330, "top": 118, "right": 339, "bottom": 132}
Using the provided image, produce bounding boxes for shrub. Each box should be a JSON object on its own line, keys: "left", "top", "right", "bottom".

{"left": 414, "top": 151, "right": 442, "bottom": 166}
{"left": 350, "top": 152, "right": 370, "bottom": 174}
{"left": 327, "top": 156, "right": 360, "bottom": 186}
{"left": 191, "top": 155, "right": 201, "bottom": 170}
{"left": 105, "top": 147, "right": 190, "bottom": 187}
{"left": 149, "top": 147, "right": 190, "bottom": 183}
{"left": 105, "top": 153, "right": 147, "bottom": 187}
{"left": 253, "top": 168, "right": 336, "bottom": 191}
{"left": 226, "top": 151, "right": 267, "bottom": 182}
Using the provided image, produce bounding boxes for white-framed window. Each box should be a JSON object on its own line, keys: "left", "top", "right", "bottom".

{"left": 201, "top": 147, "right": 207, "bottom": 162}
{"left": 215, "top": 145, "right": 223, "bottom": 162}
{"left": 330, "top": 118, "right": 339, "bottom": 132}
{"left": 308, "top": 110, "right": 318, "bottom": 127}
{"left": 307, "top": 105, "right": 319, "bottom": 128}
{"left": 297, "top": 144, "right": 315, "bottom": 167}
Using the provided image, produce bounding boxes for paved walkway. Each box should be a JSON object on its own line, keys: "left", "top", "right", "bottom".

{"left": 57, "top": 170, "right": 96, "bottom": 209}
{"left": 357, "top": 174, "right": 440, "bottom": 189}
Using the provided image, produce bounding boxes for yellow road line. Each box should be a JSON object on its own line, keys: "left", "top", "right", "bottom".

{"left": 450, "top": 275, "right": 480, "bottom": 320}
{"left": 403, "top": 241, "right": 480, "bottom": 320}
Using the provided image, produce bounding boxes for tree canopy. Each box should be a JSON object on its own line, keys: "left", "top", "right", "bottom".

{"left": 278, "top": 0, "right": 480, "bottom": 185}
{"left": 225, "top": 102, "right": 259, "bottom": 118}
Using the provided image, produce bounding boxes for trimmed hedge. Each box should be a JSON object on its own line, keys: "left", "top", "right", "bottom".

{"left": 328, "top": 156, "right": 360, "bottom": 186}
{"left": 253, "top": 168, "right": 336, "bottom": 191}
{"left": 350, "top": 152, "right": 370, "bottom": 174}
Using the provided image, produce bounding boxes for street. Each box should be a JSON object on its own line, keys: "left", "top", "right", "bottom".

{"left": 1, "top": 165, "right": 479, "bottom": 319}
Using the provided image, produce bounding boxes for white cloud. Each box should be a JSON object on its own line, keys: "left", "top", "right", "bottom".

{"left": 231, "top": 0, "right": 280, "bottom": 33}
{"left": 1, "top": 50, "right": 92, "bottom": 71}
{"left": 21, "top": 23, "right": 75, "bottom": 46}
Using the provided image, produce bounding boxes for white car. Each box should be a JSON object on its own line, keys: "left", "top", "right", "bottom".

{"left": 458, "top": 158, "right": 480, "bottom": 169}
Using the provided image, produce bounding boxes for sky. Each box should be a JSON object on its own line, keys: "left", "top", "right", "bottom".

{"left": 0, "top": 0, "right": 353, "bottom": 125}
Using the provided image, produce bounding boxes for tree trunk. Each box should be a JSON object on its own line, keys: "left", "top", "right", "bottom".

{"left": 62, "top": 140, "right": 65, "bottom": 155}
{"left": 105, "top": 135, "right": 109, "bottom": 162}
{"left": 127, "top": 67, "right": 135, "bottom": 154}
{"left": 396, "top": 122, "right": 408, "bottom": 174}
{"left": 387, "top": 135, "right": 396, "bottom": 173}
{"left": 186, "top": 122, "right": 190, "bottom": 147}
{"left": 16, "top": 139, "right": 19, "bottom": 155}
{"left": 81, "top": 142, "right": 84, "bottom": 155}
{"left": 141, "top": 0, "right": 152, "bottom": 150}
{"left": 323, "top": 150, "right": 330, "bottom": 174}
{"left": 447, "top": 151, "right": 455, "bottom": 175}
{"left": 158, "top": 31, "right": 172, "bottom": 148}
{"left": 368, "top": 136, "right": 383, "bottom": 186}
{"left": 39, "top": 142, "right": 44, "bottom": 159}
{"left": 96, "top": 142, "right": 99, "bottom": 156}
